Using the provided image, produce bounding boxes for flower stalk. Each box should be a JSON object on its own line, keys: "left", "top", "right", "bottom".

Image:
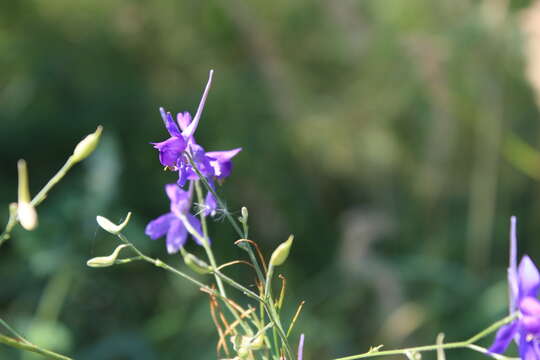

{"left": 332, "top": 313, "right": 518, "bottom": 360}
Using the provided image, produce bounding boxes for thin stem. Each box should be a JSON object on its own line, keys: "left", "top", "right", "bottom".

{"left": 332, "top": 313, "right": 518, "bottom": 360}
{"left": 264, "top": 264, "right": 280, "bottom": 357}
{"left": 194, "top": 181, "right": 227, "bottom": 297}
{"left": 185, "top": 153, "right": 243, "bottom": 237}
{"left": 30, "top": 158, "right": 75, "bottom": 208}
{"left": 177, "top": 214, "right": 262, "bottom": 302}
{"left": 117, "top": 233, "right": 210, "bottom": 290}
{"left": 0, "top": 318, "right": 25, "bottom": 340}
{"left": 1, "top": 157, "right": 76, "bottom": 248}
{"left": 0, "top": 334, "right": 73, "bottom": 360}
{"left": 187, "top": 154, "right": 267, "bottom": 289}
{"left": 0, "top": 205, "right": 18, "bottom": 247}
{"left": 116, "top": 233, "right": 255, "bottom": 335}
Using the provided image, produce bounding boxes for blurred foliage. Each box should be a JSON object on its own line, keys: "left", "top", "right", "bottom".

{"left": 2, "top": 0, "right": 540, "bottom": 359}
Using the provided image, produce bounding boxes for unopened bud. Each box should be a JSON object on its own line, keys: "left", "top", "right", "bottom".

{"left": 247, "top": 334, "right": 264, "bottom": 350}
{"left": 96, "top": 212, "right": 132, "bottom": 234}
{"left": 72, "top": 126, "right": 103, "bottom": 163}
{"left": 239, "top": 206, "right": 249, "bottom": 223}
{"left": 269, "top": 235, "right": 294, "bottom": 267}
{"left": 17, "top": 160, "right": 37, "bottom": 230}
{"left": 183, "top": 253, "right": 212, "bottom": 274}
{"left": 87, "top": 244, "right": 129, "bottom": 268}
{"left": 18, "top": 202, "right": 38, "bottom": 231}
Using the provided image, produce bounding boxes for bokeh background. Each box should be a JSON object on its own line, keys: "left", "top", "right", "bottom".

{"left": 2, "top": 0, "right": 540, "bottom": 359}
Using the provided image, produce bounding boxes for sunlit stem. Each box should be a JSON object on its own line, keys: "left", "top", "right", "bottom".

{"left": 186, "top": 154, "right": 266, "bottom": 286}
{"left": 0, "top": 318, "right": 73, "bottom": 360}
{"left": 185, "top": 153, "right": 243, "bottom": 237}
{"left": 0, "top": 334, "right": 74, "bottom": 360}
{"left": 178, "top": 214, "right": 261, "bottom": 301}
{"left": 1, "top": 156, "right": 77, "bottom": 247}
{"left": 184, "top": 153, "right": 293, "bottom": 358}
{"left": 116, "top": 232, "right": 255, "bottom": 335}
{"left": 193, "top": 180, "right": 228, "bottom": 298}
{"left": 332, "top": 313, "right": 518, "bottom": 360}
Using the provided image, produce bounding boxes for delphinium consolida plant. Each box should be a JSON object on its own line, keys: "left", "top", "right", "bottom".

{"left": 2, "top": 70, "right": 540, "bottom": 360}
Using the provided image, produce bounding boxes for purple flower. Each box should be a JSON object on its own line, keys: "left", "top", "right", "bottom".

{"left": 297, "top": 334, "right": 305, "bottom": 360}
{"left": 151, "top": 70, "right": 214, "bottom": 171}
{"left": 145, "top": 184, "right": 205, "bottom": 254}
{"left": 207, "top": 148, "right": 242, "bottom": 180}
{"left": 150, "top": 70, "right": 242, "bottom": 187}
{"left": 489, "top": 216, "right": 540, "bottom": 359}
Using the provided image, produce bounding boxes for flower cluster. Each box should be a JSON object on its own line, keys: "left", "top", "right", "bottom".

{"left": 489, "top": 216, "right": 540, "bottom": 359}
{"left": 145, "top": 71, "right": 241, "bottom": 253}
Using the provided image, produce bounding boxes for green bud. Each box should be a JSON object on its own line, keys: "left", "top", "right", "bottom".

{"left": 183, "top": 253, "right": 212, "bottom": 274}
{"left": 247, "top": 333, "right": 264, "bottom": 350}
{"left": 86, "top": 244, "right": 129, "bottom": 268}
{"left": 239, "top": 206, "right": 249, "bottom": 224}
{"left": 71, "top": 126, "right": 103, "bottom": 163}
{"left": 96, "top": 212, "right": 132, "bottom": 234}
{"left": 230, "top": 334, "right": 264, "bottom": 358}
{"left": 269, "top": 235, "right": 294, "bottom": 267}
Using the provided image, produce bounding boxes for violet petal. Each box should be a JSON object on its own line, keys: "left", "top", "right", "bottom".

{"left": 145, "top": 213, "right": 174, "bottom": 240}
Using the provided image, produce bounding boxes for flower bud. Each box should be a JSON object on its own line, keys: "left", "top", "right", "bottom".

{"left": 71, "top": 126, "right": 103, "bottom": 163}
{"left": 269, "top": 235, "right": 294, "bottom": 267}
{"left": 18, "top": 202, "right": 38, "bottom": 231}
{"left": 239, "top": 206, "right": 249, "bottom": 223}
{"left": 17, "top": 160, "right": 38, "bottom": 230}
{"left": 183, "top": 253, "right": 212, "bottom": 274}
{"left": 96, "top": 212, "right": 132, "bottom": 234}
{"left": 86, "top": 244, "right": 129, "bottom": 268}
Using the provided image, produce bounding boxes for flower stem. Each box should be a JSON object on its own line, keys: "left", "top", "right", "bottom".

{"left": 332, "top": 313, "right": 518, "bottom": 360}
{"left": 185, "top": 153, "right": 243, "bottom": 237}
{"left": 1, "top": 157, "right": 77, "bottom": 248}
{"left": 116, "top": 233, "right": 255, "bottom": 335}
{"left": 0, "top": 318, "right": 74, "bottom": 360}
{"left": 0, "top": 334, "right": 73, "bottom": 360}
{"left": 193, "top": 180, "right": 228, "bottom": 298}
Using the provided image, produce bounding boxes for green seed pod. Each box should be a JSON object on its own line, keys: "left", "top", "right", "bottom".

{"left": 96, "top": 212, "right": 132, "bottom": 234}
{"left": 183, "top": 253, "right": 212, "bottom": 274}
{"left": 269, "top": 235, "right": 294, "bottom": 267}
{"left": 72, "top": 126, "right": 103, "bottom": 163}
{"left": 87, "top": 244, "right": 129, "bottom": 268}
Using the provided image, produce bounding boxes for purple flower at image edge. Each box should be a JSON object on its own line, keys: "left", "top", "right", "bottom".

{"left": 489, "top": 216, "right": 540, "bottom": 359}
{"left": 145, "top": 184, "right": 205, "bottom": 254}
{"left": 297, "top": 334, "right": 305, "bottom": 360}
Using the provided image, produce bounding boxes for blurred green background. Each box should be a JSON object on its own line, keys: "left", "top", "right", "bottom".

{"left": 2, "top": 0, "right": 540, "bottom": 359}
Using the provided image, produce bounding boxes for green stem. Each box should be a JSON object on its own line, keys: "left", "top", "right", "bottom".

{"left": 193, "top": 181, "right": 227, "bottom": 297}
{"left": 177, "top": 214, "right": 262, "bottom": 302}
{"left": 1, "top": 157, "right": 76, "bottom": 248}
{"left": 116, "top": 233, "right": 255, "bottom": 335}
{"left": 332, "top": 313, "right": 518, "bottom": 360}
{"left": 0, "top": 334, "right": 73, "bottom": 360}
{"left": 0, "top": 318, "right": 25, "bottom": 340}
{"left": 30, "top": 158, "right": 75, "bottom": 208}
{"left": 185, "top": 153, "right": 243, "bottom": 237}
{"left": 186, "top": 154, "right": 267, "bottom": 291}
